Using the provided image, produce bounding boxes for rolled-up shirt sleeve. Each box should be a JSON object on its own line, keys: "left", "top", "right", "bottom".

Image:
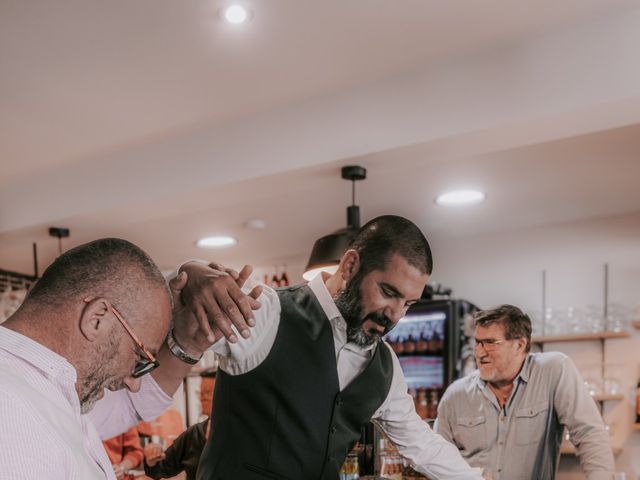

{"left": 554, "top": 356, "right": 614, "bottom": 480}
{"left": 372, "top": 345, "right": 483, "bottom": 480}
{"left": 88, "top": 374, "right": 173, "bottom": 440}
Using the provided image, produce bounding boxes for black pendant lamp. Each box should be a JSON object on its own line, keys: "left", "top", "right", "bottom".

{"left": 303, "top": 165, "right": 367, "bottom": 281}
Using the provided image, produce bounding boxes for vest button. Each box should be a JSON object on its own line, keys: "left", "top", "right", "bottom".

{"left": 327, "top": 455, "right": 334, "bottom": 463}
{"left": 330, "top": 425, "right": 337, "bottom": 434}
{"left": 335, "top": 396, "right": 342, "bottom": 406}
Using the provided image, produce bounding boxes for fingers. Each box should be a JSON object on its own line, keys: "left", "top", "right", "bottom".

{"left": 249, "top": 285, "right": 262, "bottom": 301}
{"left": 236, "top": 264, "right": 253, "bottom": 288}
{"left": 206, "top": 300, "right": 239, "bottom": 343}
{"left": 224, "top": 267, "right": 240, "bottom": 281}
{"left": 214, "top": 288, "right": 252, "bottom": 337}
{"left": 227, "top": 282, "right": 256, "bottom": 329}
{"left": 209, "top": 261, "right": 240, "bottom": 281}
{"left": 144, "top": 444, "right": 165, "bottom": 466}
{"left": 180, "top": 261, "right": 259, "bottom": 344}
{"left": 194, "top": 304, "right": 216, "bottom": 344}
{"left": 168, "top": 271, "right": 188, "bottom": 307}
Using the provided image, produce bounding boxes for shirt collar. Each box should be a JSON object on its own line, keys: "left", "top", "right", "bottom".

{"left": 0, "top": 326, "right": 77, "bottom": 383}
{"left": 473, "top": 353, "right": 531, "bottom": 390}
{"left": 307, "top": 273, "right": 377, "bottom": 353}
{"left": 517, "top": 354, "right": 532, "bottom": 383}
{"left": 308, "top": 272, "right": 342, "bottom": 322}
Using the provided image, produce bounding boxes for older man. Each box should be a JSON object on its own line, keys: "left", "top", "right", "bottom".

{"left": 0, "top": 238, "right": 258, "bottom": 479}
{"left": 434, "top": 304, "right": 614, "bottom": 480}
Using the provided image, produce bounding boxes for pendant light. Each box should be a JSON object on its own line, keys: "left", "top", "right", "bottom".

{"left": 303, "top": 165, "right": 367, "bottom": 281}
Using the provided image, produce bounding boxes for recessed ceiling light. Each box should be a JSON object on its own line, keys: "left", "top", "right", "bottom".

{"left": 196, "top": 236, "right": 238, "bottom": 248}
{"left": 245, "top": 218, "right": 266, "bottom": 230}
{"left": 435, "top": 189, "right": 486, "bottom": 206}
{"left": 223, "top": 5, "right": 250, "bottom": 24}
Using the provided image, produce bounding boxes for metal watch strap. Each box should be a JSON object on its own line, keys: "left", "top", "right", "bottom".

{"left": 167, "top": 328, "right": 202, "bottom": 365}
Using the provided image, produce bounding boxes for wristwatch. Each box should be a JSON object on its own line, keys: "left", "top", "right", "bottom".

{"left": 166, "top": 328, "right": 203, "bottom": 365}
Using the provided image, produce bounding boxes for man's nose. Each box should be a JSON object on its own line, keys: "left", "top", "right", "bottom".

{"left": 385, "top": 300, "right": 406, "bottom": 323}
{"left": 123, "top": 376, "right": 142, "bottom": 392}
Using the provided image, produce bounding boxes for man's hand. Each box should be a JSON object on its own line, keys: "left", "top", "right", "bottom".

{"left": 112, "top": 463, "right": 125, "bottom": 480}
{"left": 172, "top": 261, "right": 262, "bottom": 350}
{"left": 144, "top": 443, "right": 165, "bottom": 467}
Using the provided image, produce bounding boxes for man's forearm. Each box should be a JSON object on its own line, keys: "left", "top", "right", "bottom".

{"left": 150, "top": 341, "right": 198, "bottom": 396}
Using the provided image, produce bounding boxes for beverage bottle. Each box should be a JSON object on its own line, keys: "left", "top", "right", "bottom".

{"left": 416, "top": 328, "right": 428, "bottom": 355}
{"left": 432, "top": 330, "right": 443, "bottom": 354}
{"left": 427, "top": 390, "right": 439, "bottom": 419}
{"left": 415, "top": 390, "right": 428, "bottom": 419}
{"left": 339, "top": 453, "right": 359, "bottom": 480}
{"left": 404, "top": 329, "right": 416, "bottom": 355}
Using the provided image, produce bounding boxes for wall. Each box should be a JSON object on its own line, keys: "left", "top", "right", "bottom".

{"left": 430, "top": 211, "right": 640, "bottom": 479}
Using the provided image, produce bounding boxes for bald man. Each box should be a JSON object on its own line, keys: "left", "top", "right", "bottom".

{"left": 0, "top": 238, "right": 259, "bottom": 480}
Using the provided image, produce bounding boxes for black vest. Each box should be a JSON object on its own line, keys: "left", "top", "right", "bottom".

{"left": 197, "top": 284, "right": 393, "bottom": 480}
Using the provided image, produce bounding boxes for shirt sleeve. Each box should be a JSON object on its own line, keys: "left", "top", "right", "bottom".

{"left": 144, "top": 421, "right": 205, "bottom": 479}
{"left": 88, "top": 374, "right": 173, "bottom": 440}
{"left": 553, "top": 356, "right": 615, "bottom": 480}
{"left": 433, "top": 388, "right": 456, "bottom": 444}
{"left": 372, "top": 346, "right": 483, "bottom": 480}
{"left": 209, "top": 284, "right": 282, "bottom": 376}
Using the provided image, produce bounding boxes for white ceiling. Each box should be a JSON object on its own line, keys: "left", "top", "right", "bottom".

{"left": 2, "top": 0, "right": 640, "bottom": 275}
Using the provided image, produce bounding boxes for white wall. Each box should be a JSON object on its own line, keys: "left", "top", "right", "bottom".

{"left": 431, "top": 211, "right": 640, "bottom": 479}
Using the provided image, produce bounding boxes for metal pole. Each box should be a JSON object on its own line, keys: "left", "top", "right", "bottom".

{"left": 601, "top": 263, "right": 609, "bottom": 396}
{"left": 541, "top": 269, "right": 546, "bottom": 336}
{"left": 603, "top": 263, "right": 609, "bottom": 319}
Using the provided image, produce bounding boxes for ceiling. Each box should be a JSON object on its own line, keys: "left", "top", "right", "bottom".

{"left": 2, "top": 0, "right": 640, "bottom": 276}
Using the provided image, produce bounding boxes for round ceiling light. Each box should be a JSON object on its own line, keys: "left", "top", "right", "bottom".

{"left": 223, "top": 5, "right": 250, "bottom": 24}
{"left": 435, "top": 189, "right": 486, "bottom": 206}
{"left": 196, "top": 236, "right": 238, "bottom": 248}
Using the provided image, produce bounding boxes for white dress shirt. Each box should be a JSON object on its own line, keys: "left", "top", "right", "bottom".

{"left": 209, "top": 274, "right": 483, "bottom": 480}
{"left": 0, "top": 326, "right": 172, "bottom": 479}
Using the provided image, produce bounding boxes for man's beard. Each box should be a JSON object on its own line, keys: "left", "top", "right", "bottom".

{"left": 79, "top": 336, "right": 120, "bottom": 414}
{"left": 334, "top": 273, "right": 393, "bottom": 347}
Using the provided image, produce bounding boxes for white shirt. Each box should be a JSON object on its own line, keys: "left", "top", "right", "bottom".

{"left": 210, "top": 274, "right": 483, "bottom": 480}
{"left": 0, "top": 326, "right": 172, "bottom": 480}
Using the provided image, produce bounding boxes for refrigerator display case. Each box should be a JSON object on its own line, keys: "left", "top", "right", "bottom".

{"left": 385, "top": 298, "right": 477, "bottom": 421}
{"left": 358, "top": 298, "right": 479, "bottom": 478}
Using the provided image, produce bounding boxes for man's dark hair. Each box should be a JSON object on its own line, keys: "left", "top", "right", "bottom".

{"left": 474, "top": 304, "right": 532, "bottom": 353}
{"left": 349, "top": 215, "right": 433, "bottom": 277}
{"left": 26, "top": 238, "right": 168, "bottom": 320}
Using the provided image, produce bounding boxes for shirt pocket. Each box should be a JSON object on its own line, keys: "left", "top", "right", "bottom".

{"left": 514, "top": 401, "right": 549, "bottom": 446}
{"left": 455, "top": 415, "right": 488, "bottom": 454}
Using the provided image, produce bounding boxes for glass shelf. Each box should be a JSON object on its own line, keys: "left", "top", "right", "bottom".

{"left": 532, "top": 331, "right": 630, "bottom": 343}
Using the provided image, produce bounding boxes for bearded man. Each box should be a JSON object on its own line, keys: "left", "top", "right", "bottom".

{"left": 179, "top": 215, "right": 483, "bottom": 480}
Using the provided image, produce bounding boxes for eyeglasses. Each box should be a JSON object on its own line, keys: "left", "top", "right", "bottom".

{"left": 110, "top": 305, "right": 160, "bottom": 378}
{"left": 474, "top": 338, "right": 508, "bottom": 352}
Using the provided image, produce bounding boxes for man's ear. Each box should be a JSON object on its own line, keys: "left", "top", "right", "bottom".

{"left": 339, "top": 249, "right": 361, "bottom": 283}
{"left": 79, "top": 297, "right": 111, "bottom": 342}
{"left": 518, "top": 337, "right": 528, "bottom": 354}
